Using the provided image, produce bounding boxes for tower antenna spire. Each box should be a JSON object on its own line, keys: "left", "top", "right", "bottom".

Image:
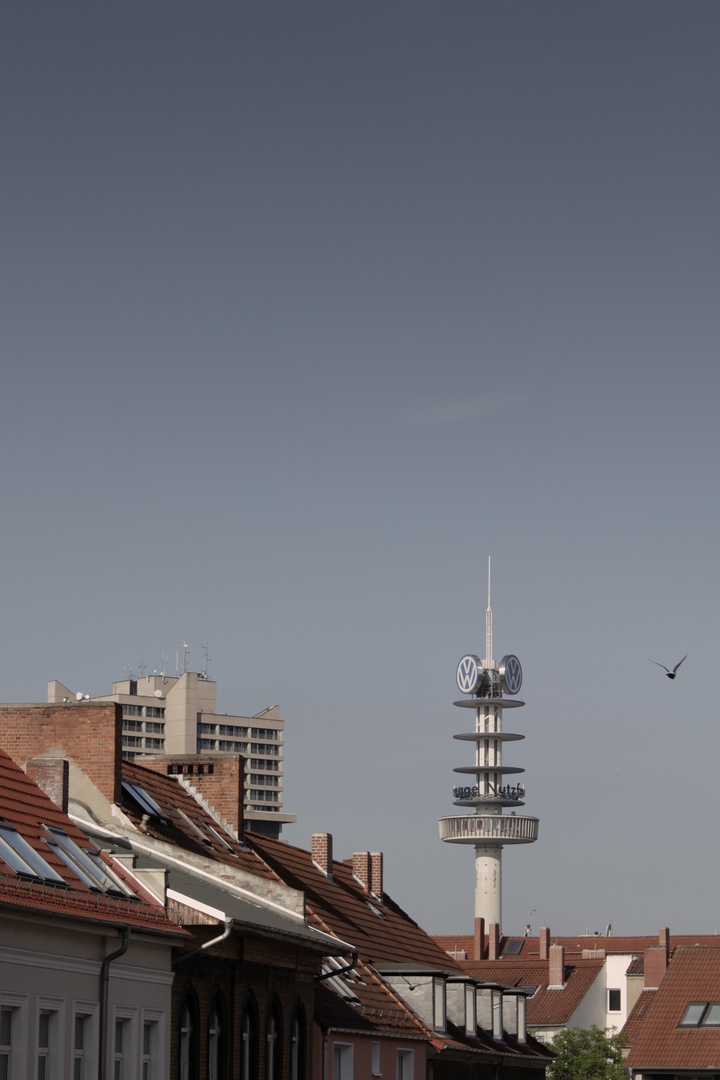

{"left": 486, "top": 556, "right": 493, "bottom": 664}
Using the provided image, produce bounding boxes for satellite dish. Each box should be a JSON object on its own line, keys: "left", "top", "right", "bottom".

{"left": 75, "top": 692, "right": 83, "bottom": 701}
{"left": 153, "top": 689, "right": 164, "bottom": 699}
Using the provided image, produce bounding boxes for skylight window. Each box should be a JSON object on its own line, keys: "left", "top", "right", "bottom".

{"left": 122, "top": 781, "right": 170, "bottom": 824}
{"left": 679, "top": 1002, "right": 720, "bottom": 1027}
{"left": 44, "top": 828, "right": 135, "bottom": 896}
{"left": 0, "top": 823, "right": 66, "bottom": 883}
{"left": 174, "top": 807, "right": 212, "bottom": 846}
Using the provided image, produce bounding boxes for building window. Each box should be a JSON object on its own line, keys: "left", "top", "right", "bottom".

{"left": 333, "top": 1043, "right": 353, "bottom": 1080}
{"left": 433, "top": 979, "right": 446, "bottom": 1033}
{"left": 1, "top": 1008, "right": 12, "bottom": 1080}
{"left": 608, "top": 988, "right": 622, "bottom": 1012}
{"left": 290, "top": 1005, "right": 306, "bottom": 1080}
{"left": 680, "top": 1001, "right": 720, "bottom": 1026}
{"left": 517, "top": 996, "right": 527, "bottom": 1043}
{"left": 240, "top": 996, "right": 258, "bottom": 1080}
{"left": 142, "top": 1016, "right": 161, "bottom": 1080}
{"left": 266, "top": 1000, "right": 282, "bottom": 1080}
{"left": 179, "top": 997, "right": 199, "bottom": 1080}
{"left": 371, "top": 1042, "right": 381, "bottom": 1076}
{"left": 113, "top": 1018, "right": 130, "bottom": 1080}
{"left": 72, "top": 1011, "right": 95, "bottom": 1080}
{"left": 492, "top": 991, "right": 503, "bottom": 1040}
{"left": 465, "top": 984, "right": 476, "bottom": 1035}
{"left": 208, "top": 996, "right": 226, "bottom": 1080}
{"left": 396, "top": 1050, "right": 414, "bottom": 1080}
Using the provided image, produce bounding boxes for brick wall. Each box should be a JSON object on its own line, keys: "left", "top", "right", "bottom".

{"left": 0, "top": 703, "right": 122, "bottom": 804}
{"left": 141, "top": 755, "right": 245, "bottom": 837}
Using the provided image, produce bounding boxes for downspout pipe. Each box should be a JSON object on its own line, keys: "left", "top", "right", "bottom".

{"left": 172, "top": 918, "right": 234, "bottom": 967}
{"left": 99, "top": 926, "right": 130, "bottom": 1080}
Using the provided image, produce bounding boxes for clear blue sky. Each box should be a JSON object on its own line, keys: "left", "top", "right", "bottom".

{"left": 2, "top": 2, "right": 719, "bottom": 936}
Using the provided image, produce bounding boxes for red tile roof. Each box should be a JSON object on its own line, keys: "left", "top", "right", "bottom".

{"left": 121, "top": 761, "right": 280, "bottom": 881}
{"left": 625, "top": 947, "right": 720, "bottom": 1069}
{"left": 0, "top": 748, "right": 181, "bottom": 934}
{"left": 456, "top": 957, "right": 605, "bottom": 1027}
{"left": 435, "top": 932, "right": 720, "bottom": 960}
{"left": 246, "top": 832, "right": 462, "bottom": 969}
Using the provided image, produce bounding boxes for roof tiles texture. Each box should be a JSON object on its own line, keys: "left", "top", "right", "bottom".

{"left": 0, "top": 748, "right": 178, "bottom": 932}
{"left": 625, "top": 947, "right": 720, "bottom": 1069}
{"left": 457, "top": 957, "right": 605, "bottom": 1027}
{"left": 435, "top": 932, "right": 720, "bottom": 960}
{"left": 247, "top": 832, "right": 462, "bottom": 970}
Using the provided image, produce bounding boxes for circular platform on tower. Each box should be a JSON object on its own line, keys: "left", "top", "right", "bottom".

{"left": 439, "top": 814, "right": 539, "bottom": 845}
{"left": 453, "top": 731, "right": 524, "bottom": 742}
{"left": 453, "top": 698, "right": 525, "bottom": 709}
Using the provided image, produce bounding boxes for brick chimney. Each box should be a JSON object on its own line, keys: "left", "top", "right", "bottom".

{"left": 644, "top": 945, "right": 669, "bottom": 989}
{"left": 142, "top": 755, "right": 245, "bottom": 839}
{"left": 539, "top": 927, "right": 551, "bottom": 960}
{"left": 353, "top": 851, "right": 371, "bottom": 889}
{"left": 26, "top": 757, "right": 69, "bottom": 813}
{"left": 659, "top": 926, "right": 670, "bottom": 949}
{"left": 0, "top": 703, "right": 122, "bottom": 805}
{"left": 370, "top": 851, "right": 383, "bottom": 899}
{"left": 474, "top": 917, "right": 486, "bottom": 961}
{"left": 312, "top": 833, "right": 333, "bottom": 877}
{"left": 488, "top": 923, "right": 500, "bottom": 960}
{"left": 549, "top": 944, "right": 565, "bottom": 988}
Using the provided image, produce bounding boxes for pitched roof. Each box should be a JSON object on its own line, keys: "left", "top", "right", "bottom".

{"left": 121, "top": 760, "right": 279, "bottom": 881}
{"left": 0, "top": 748, "right": 181, "bottom": 934}
{"left": 435, "top": 932, "right": 720, "bottom": 961}
{"left": 246, "top": 832, "right": 462, "bottom": 969}
{"left": 624, "top": 947, "right": 720, "bottom": 1069}
{"left": 456, "top": 957, "right": 605, "bottom": 1028}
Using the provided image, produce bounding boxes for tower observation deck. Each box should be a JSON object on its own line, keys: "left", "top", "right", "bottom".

{"left": 439, "top": 561, "right": 538, "bottom": 929}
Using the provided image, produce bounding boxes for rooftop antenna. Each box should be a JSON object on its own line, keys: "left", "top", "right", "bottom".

{"left": 202, "top": 641, "right": 212, "bottom": 679}
{"left": 138, "top": 656, "right": 146, "bottom": 678}
{"left": 182, "top": 642, "right": 189, "bottom": 674}
{"left": 485, "top": 556, "right": 493, "bottom": 665}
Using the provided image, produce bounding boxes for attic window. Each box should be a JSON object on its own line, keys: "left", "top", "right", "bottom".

{"left": 174, "top": 807, "right": 212, "bottom": 847}
{"left": 502, "top": 939, "right": 524, "bottom": 956}
{"left": 43, "top": 827, "right": 135, "bottom": 897}
{"left": 0, "top": 823, "right": 66, "bottom": 884}
{"left": 518, "top": 985, "right": 539, "bottom": 998}
{"left": 122, "top": 781, "right": 170, "bottom": 824}
{"left": 680, "top": 1002, "right": 720, "bottom": 1027}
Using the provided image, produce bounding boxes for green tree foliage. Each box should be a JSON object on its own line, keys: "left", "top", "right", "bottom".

{"left": 546, "top": 1026, "right": 627, "bottom": 1080}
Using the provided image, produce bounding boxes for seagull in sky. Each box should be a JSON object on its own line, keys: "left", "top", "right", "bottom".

{"left": 649, "top": 655, "right": 687, "bottom": 680}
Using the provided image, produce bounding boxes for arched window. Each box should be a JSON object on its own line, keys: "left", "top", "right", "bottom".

{"left": 241, "top": 994, "right": 259, "bottom": 1080}
{"left": 208, "top": 992, "right": 227, "bottom": 1080}
{"left": 290, "top": 1002, "right": 306, "bottom": 1080}
{"left": 266, "top": 998, "right": 283, "bottom": 1080}
{"left": 179, "top": 992, "right": 199, "bottom": 1080}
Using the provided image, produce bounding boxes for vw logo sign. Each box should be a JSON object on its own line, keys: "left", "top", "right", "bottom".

{"left": 500, "top": 654, "right": 522, "bottom": 696}
{"left": 456, "top": 654, "right": 482, "bottom": 694}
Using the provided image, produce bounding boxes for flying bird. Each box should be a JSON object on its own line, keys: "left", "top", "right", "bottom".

{"left": 649, "top": 655, "right": 687, "bottom": 680}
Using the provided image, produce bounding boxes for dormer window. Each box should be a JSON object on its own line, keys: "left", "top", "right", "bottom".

{"left": 433, "top": 978, "right": 446, "bottom": 1033}
{"left": 492, "top": 990, "right": 503, "bottom": 1041}
{"left": 465, "top": 983, "right": 476, "bottom": 1036}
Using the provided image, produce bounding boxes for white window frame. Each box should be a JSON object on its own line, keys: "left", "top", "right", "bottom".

{"left": 141, "top": 1010, "right": 163, "bottom": 1080}
{"left": 464, "top": 984, "right": 476, "bottom": 1036}
{"left": 517, "top": 995, "right": 527, "bottom": 1043}
{"left": 1, "top": 994, "right": 29, "bottom": 1080}
{"left": 608, "top": 988, "right": 622, "bottom": 1013}
{"left": 36, "top": 998, "right": 64, "bottom": 1080}
{"left": 72, "top": 1002, "right": 98, "bottom": 1080}
{"left": 491, "top": 990, "right": 503, "bottom": 1040}
{"left": 396, "top": 1049, "right": 414, "bottom": 1080}
{"left": 332, "top": 1042, "right": 353, "bottom": 1080}
{"left": 432, "top": 979, "right": 446, "bottom": 1033}
{"left": 112, "top": 1007, "right": 137, "bottom": 1080}
{"left": 371, "top": 1041, "right": 381, "bottom": 1076}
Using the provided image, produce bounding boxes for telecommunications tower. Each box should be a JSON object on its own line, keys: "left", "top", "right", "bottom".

{"left": 439, "top": 559, "right": 538, "bottom": 930}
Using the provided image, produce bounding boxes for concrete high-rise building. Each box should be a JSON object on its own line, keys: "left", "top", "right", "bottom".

{"left": 48, "top": 669, "right": 296, "bottom": 839}
{"left": 439, "top": 560, "right": 538, "bottom": 930}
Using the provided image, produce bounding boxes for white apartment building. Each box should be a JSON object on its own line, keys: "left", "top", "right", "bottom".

{"left": 47, "top": 671, "right": 296, "bottom": 839}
